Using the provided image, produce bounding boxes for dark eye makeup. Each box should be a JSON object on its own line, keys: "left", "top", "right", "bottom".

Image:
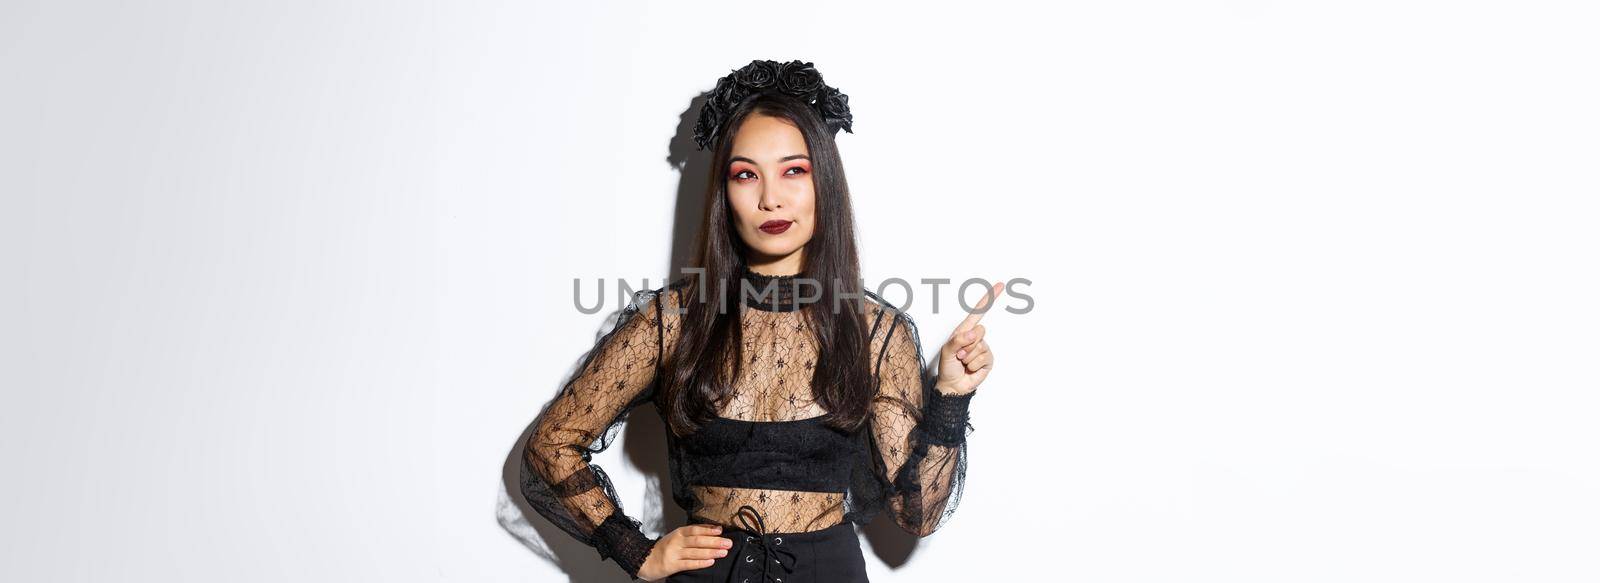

{"left": 729, "top": 166, "right": 808, "bottom": 182}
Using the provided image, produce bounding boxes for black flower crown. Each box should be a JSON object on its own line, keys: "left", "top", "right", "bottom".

{"left": 692, "top": 59, "right": 854, "bottom": 151}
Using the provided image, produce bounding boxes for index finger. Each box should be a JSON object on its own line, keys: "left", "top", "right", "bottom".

{"left": 959, "top": 280, "right": 1005, "bottom": 332}
{"left": 684, "top": 535, "right": 732, "bottom": 549}
{"left": 685, "top": 524, "right": 724, "bottom": 536}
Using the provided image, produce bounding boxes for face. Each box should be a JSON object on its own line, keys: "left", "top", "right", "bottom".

{"left": 725, "top": 113, "right": 817, "bottom": 269}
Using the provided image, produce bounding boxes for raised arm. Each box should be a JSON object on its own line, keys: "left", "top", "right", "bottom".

{"left": 868, "top": 306, "right": 976, "bottom": 537}
{"left": 519, "top": 286, "right": 674, "bottom": 579}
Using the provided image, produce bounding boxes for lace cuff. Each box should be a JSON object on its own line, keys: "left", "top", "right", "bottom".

{"left": 592, "top": 510, "right": 657, "bottom": 580}
{"left": 919, "top": 388, "right": 975, "bottom": 447}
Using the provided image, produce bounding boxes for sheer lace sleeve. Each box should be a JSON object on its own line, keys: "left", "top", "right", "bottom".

{"left": 869, "top": 305, "right": 976, "bottom": 537}
{"left": 519, "top": 286, "right": 673, "bottom": 580}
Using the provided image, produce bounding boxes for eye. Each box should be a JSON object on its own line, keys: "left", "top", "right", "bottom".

{"left": 730, "top": 169, "right": 756, "bottom": 182}
{"left": 784, "top": 166, "right": 808, "bottom": 176}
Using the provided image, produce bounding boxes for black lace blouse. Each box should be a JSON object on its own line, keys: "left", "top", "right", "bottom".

{"left": 518, "top": 266, "right": 976, "bottom": 580}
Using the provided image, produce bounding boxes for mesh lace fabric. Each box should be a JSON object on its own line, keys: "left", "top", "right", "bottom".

{"left": 519, "top": 266, "right": 975, "bottom": 580}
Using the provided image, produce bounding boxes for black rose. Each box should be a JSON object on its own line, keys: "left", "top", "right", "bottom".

{"left": 692, "top": 100, "right": 720, "bottom": 150}
{"left": 734, "top": 60, "right": 778, "bottom": 90}
{"left": 776, "top": 60, "right": 824, "bottom": 98}
{"left": 694, "top": 85, "right": 736, "bottom": 150}
{"left": 710, "top": 75, "right": 751, "bottom": 112}
{"left": 694, "top": 60, "right": 851, "bottom": 149}
{"left": 818, "top": 86, "right": 853, "bottom": 134}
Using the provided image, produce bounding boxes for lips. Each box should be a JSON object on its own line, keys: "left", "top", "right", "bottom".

{"left": 759, "top": 220, "right": 793, "bottom": 235}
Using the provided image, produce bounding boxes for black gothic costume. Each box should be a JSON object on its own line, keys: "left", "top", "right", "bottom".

{"left": 519, "top": 266, "right": 976, "bottom": 581}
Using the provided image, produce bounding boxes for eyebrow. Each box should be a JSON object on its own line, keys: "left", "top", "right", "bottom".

{"left": 729, "top": 154, "right": 810, "bottom": 165}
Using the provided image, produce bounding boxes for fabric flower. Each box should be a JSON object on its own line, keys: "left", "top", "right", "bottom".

{"left": 734, "top": 60, "right": 778, "bottom": 90}
{"left": 776, "top": 60, "right": 824, "bottom": 98}
{"left": 693, "top": 58, "right": 853, "bottom": 151}
{"left": 818, "top": 85, "right": 853, "bottom": 134}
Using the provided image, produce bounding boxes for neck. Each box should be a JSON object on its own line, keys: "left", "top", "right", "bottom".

{"left": 745, "top": 249, "right": 805, "bottom": 277}
{"left": 738, "top": 264, "right": 815, "bottom": 312}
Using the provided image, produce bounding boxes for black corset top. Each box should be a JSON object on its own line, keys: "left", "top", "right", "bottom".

{"left": 675, "top": 414, "right": 863, "bottom": 493}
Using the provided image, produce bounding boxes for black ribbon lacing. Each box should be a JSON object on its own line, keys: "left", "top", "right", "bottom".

{"left": 725, "top": 504, "right": 798, "bottom": 583}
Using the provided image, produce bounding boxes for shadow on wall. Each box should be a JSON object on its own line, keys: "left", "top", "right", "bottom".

{"left": 497, "top": 92, "right": 925, "bottom": 582}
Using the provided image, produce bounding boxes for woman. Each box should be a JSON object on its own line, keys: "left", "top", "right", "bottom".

{"left": 520, "top": 59, "right": 999, "bottom": 582}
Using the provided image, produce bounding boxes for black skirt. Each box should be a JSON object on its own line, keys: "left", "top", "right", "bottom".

{"left": 669, "top": 509, "right": 869, "bottom": 583}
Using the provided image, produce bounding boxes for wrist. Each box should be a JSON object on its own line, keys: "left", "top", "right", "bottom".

{"left": 593, "top": 510, "right": 654, "bottom": 579}
{"left": 637, "top": 539, "right": 663, "bottom": 581}
{"left": 920, "top": 386, "right": 975, "bottom": 446}
{"left": 933, "top": 381, "right": 976, "bottom": 397}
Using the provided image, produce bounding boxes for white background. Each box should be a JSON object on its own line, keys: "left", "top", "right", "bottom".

{"left": 3, "top": 1, "right": 1597, "bottom": 581}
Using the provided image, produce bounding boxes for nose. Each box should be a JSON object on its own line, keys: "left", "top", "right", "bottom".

{"left": 757, "top": 182, "right": 781, "bottom": 211}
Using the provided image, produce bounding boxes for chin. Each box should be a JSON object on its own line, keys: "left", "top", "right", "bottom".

{"left": 740, "top": 232, "right": 799, "bottom": 257}
{"left": 750, "top": 244, "right": 802, "bottom": 258}
{"left": 742, "top": 239, "right": 800, "bottom": 259}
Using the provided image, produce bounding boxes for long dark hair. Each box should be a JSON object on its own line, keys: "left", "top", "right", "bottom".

{"left": 660, "top": 92, "right": 872, "bottom": 437}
